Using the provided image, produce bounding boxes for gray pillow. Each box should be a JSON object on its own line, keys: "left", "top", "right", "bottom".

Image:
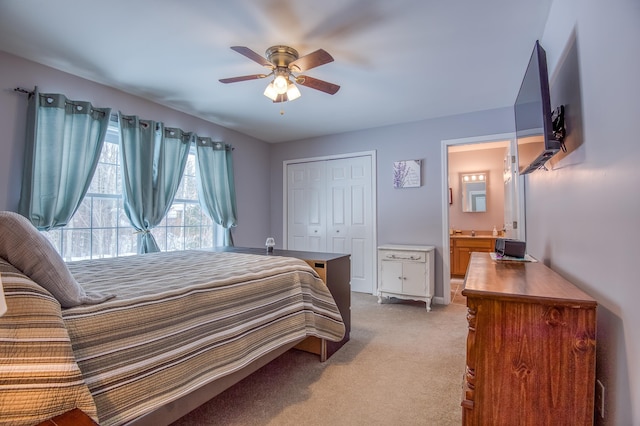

{"left": 0, "top": 211, "right": 113, "bottom": 308}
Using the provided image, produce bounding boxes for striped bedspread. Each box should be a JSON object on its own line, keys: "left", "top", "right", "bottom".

{"left": 64, "top": 250, "right": 345, "bottom": 426}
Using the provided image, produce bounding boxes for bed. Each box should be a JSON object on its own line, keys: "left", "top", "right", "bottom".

{"left": 0, "top": 211, "right": 345, "bottom": 426}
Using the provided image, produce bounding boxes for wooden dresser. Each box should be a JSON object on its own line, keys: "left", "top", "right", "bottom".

{"left": 211, "top": 246, "right": 350, "bottom": 361}
{"left": 461, "top": 252, "right": 597, "bottom": 425}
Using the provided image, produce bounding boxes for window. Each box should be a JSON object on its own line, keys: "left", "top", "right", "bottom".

{"left": 151, "top": 153, "right": 215, "bottom": 252}
{"left": 43, "top": 119, "right": 216, "bottom": 261}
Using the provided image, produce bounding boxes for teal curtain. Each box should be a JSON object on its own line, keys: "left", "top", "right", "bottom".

{"left": 118, "top": 113, "right": 192, "bottom": 254}
{"left": 195, "top": 137, "right": 238, "bottom": 246}
{"left": 18, "top": 88, "right": 111, "bottom": 230}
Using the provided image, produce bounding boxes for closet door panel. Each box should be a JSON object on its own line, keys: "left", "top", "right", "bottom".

{"left": 287, "top": 162, "right": 326, "bottom": 251}
{"left": 343, "top": 157, "right": 373, "bottom": 293}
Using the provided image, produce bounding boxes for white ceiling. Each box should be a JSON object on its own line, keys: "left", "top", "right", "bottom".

{"left": 0, "top": 0, "right": 552, "bottom": 143}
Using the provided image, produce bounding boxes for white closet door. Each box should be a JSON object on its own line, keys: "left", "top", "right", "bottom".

{"left": 287, "top": 162, "right": 326, "bottom": 251}
{"left": 287, "top": 155, "right": 374, "bottom": 294}
{"left": 326, "top": 157, "right": 373, "bottom": 293}
{"left": 326, "top": 158, "right": 350, "bottom": 254}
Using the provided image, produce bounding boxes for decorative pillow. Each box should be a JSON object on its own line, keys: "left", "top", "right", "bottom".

{"left": 0, "top": 261, "right": 99, "bottom": 425}
{"left": 0, "top": 211, "right": 113, "bottom": 308}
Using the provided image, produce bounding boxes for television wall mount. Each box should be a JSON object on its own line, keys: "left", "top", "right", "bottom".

{"left": 552, "top": 105, "right": 567, "bottom": 152}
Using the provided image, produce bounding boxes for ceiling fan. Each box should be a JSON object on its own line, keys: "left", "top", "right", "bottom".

{"left": 219, "top": 45, "right": 340, "bottom": 103}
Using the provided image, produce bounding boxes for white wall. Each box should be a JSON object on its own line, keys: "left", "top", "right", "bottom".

{"left": 270, "top": 107, "right": 515, "bottom": 299}
{"left": 529, "top": 0, "right": 640, "bottom": 423}
{"left": 0, "top": 51, "right": 272, "bottom": 248}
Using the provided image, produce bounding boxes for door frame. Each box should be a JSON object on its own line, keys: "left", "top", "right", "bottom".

{"left": 440, "top": 133, "right": 522, "bottom": 303}
{"left": 283, "top": 150, "right": 378, "bottom": 294}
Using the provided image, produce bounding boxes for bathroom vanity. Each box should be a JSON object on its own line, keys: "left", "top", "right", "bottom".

{"left": 450, "top": 235, "right": 496, "bottom": 277}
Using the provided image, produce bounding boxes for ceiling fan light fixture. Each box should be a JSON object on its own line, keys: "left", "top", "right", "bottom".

{"left": 286, "top": 82, "right": 301, "bottom": 101}
{"left": 273, "top": 74, "right": 289, "bottom": 94}
{"left": 223, "top": 45, "right": 339, "bottom": 103}
{"left": 263, "top": 82, "right": 278, "bottom": 101}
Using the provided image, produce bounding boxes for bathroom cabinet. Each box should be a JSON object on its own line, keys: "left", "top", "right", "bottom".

{"left": 450, "top": 236, "right": 495, "bottom": 277}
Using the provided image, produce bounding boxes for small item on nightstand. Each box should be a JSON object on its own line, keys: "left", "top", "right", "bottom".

{"left": 492, "top": 226, "right": 498, "bottom": 237}
{"left": 265, "top": 237, "right": 275, "bottom": 253}
{"left": 471, "top": 230, "right": 475, "bottom": 237}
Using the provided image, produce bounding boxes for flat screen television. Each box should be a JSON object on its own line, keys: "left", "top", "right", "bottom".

{"left": 514, "top": 41, "right": 563, "bottom": 175}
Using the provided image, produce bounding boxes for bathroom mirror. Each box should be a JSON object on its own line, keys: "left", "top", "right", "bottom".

{"left": 460, "top": 172, "right": 487, "bottom": 212}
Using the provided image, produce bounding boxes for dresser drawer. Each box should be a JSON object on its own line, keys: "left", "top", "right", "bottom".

{"left": 379, "top": 250, "right": 426, "bottom": 262}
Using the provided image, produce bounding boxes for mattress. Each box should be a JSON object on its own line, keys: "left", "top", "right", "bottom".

{"left": 63, "top": 250, "right": 345, "bottom": 425}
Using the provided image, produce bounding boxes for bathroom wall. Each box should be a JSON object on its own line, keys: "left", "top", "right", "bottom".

{"left": 448, "top": 146, "right": 506, "bottom": 233}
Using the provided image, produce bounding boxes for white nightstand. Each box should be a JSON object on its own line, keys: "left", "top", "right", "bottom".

{"left": 377, "top": 244, "right": 436, "bottom": 311}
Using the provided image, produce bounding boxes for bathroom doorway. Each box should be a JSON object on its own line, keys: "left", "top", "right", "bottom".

{"left": 440, "top": 133, "right": 525, "bottom": 304}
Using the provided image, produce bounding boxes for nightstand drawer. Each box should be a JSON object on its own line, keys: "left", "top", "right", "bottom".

{"left": 379, "top": 250, "right": 426, "bottom": 262}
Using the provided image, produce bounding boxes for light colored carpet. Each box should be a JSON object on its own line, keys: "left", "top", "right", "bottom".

{"left": 171, "top": 290, "right": 468, "bottom": 426}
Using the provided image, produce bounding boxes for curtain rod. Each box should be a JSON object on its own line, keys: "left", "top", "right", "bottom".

{"left": 14, "top": 87, "right": 35, "bottom": 97}
{"left": 14, "top": 88, "right": 234, "bottom": 150}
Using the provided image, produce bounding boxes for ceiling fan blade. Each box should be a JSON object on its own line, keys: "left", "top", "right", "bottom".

{"left": 289, "top": 49, "right": 334, "bottom": 72}
{"left": 219, "top": 74, "right": 269, "bottom": 84}
{"left": 296, "top": 75, "right": 340, "bottom": 95}
{"left": 230, "top": 46, "right": 273, "bottom": 68}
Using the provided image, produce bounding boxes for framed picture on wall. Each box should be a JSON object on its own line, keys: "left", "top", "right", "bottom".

{"left": 393, "top": 160, "right": 421, "bottom": 188}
